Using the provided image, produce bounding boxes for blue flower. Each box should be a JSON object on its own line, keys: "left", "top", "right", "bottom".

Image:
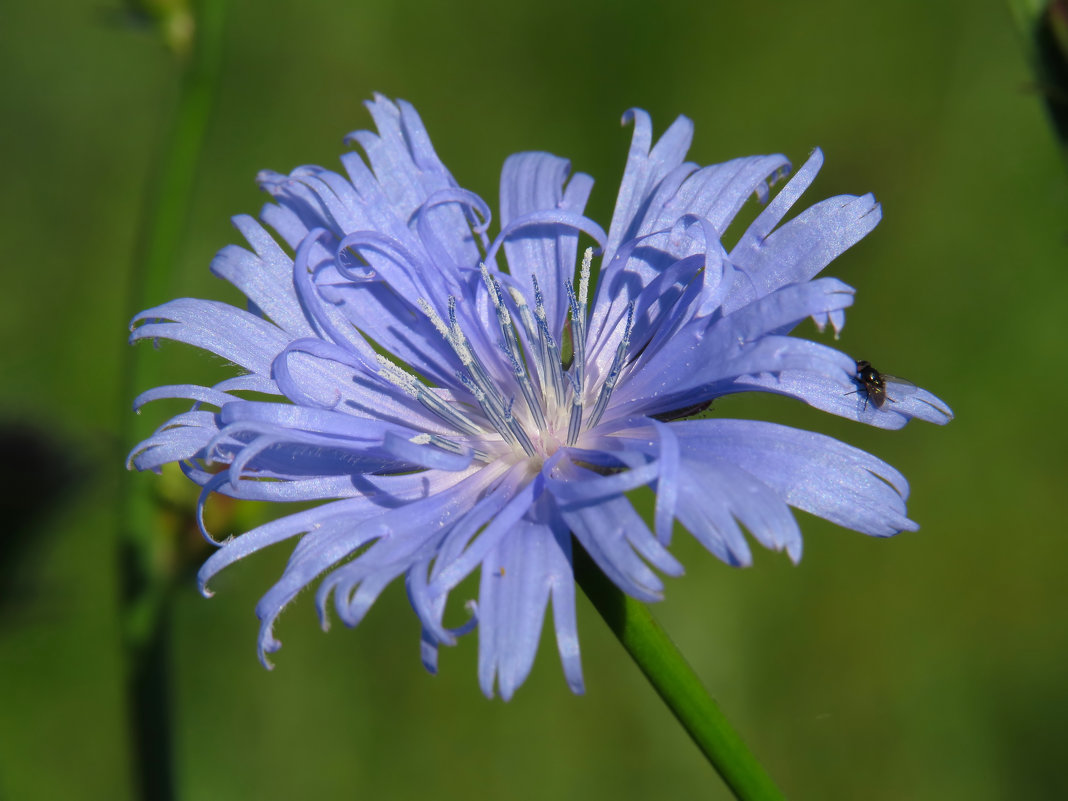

{"left": 129, "top": 96, "right": 952, "bottom": 700}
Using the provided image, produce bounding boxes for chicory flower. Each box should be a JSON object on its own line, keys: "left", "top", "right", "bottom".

{"left": 129, "top": 96, "right": 951, "bottom": 699}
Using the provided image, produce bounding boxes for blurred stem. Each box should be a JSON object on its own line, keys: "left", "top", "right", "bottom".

{"left": 1008, "top": 0, "right": 1068, "bottom": 161}
{"left": 573, "top": 542, "right": 785, "bottom": 801}
{"left": 120, "top": 1, "right": 228, "bottom": 799}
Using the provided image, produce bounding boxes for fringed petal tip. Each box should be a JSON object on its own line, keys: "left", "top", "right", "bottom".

{"left": 914, "top": 390, "right": 954, "bottom": 425}
{"left": 256, "top": 626, "right": 282, "bottom": 671}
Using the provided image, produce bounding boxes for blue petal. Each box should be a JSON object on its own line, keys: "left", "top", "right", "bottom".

{"left": 310, "top": 277, "right": 460, "bottom": 388}
{"left": 245, "top": 469, "right": 480, "bottom": 664}
{"left": 734, "top": 368, "right": 954, "bottom": 428}
{"left": 259, "top": 198, "right": 311, "bottom": 252}
{"left": 347, "top": 95, "right": 482, "bottom": 273}
{"left": 734, "top": 148, "right": 824, "bottom": 247}
{"left": 128, "top": 410, "right": 217, "bottom": 471}
{"left": 638, "top": 154, "right": 791, "bottom": 244}
{"left": 671, "top": 419, "right": 917, "bottom": 537}
{"left": 477, "top": 516, "right": 564, "bottom": 700}
{"left": 727, "top": 192, "right": 881, "bottom": 312}
{"left": 182, "top": 462, "right": 363, "bottom": 502}
{"left": 587, "top": 424, "right": 801, "bottom": 564}
{"left": 132, "top": 383, "right": 239, "bottom": 412}
{"left": 556, "top": 461, "right": 683, "bottom": 602}
{"left": 214, "top": 400, "right": 473, "bottom": 473}
{"left": 650, "top": 420, "right": 680, "bottom": 544}
{"left": 428, "top": 465, "right": 545, "bottom": 595}
{"left": 615, "top": 280, "right": 855, "bottom": 407}
{"left": 603, "top": 109, "right": 694, "bottom": 266}
{"left": 198, "top": 496, "right": 379, "bottom": 596}
{"left": 211, "top": 214, "right": 314, "bottom": 336}
{"left": 498, "top": 152, "right": 595, "bottom": 334}
{"left": 130, "top": 299, "right": 288, "bottom": 378}
{"left": 545, "top": 522, "right": 584, "bottom": 696}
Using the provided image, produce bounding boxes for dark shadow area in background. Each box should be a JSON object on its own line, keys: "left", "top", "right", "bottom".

{"left": 0, "top": 419, "right": 85, "bottom": 612}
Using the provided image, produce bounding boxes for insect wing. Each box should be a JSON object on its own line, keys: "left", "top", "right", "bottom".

{"left": 879, "top": 373, "right": 917, "bottom": 405}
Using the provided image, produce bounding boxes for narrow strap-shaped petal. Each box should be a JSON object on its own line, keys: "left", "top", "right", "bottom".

{"left": 346, "top": 95, "right": 482, "bottom": 274}
{"left": 132, "top": 383, "right": 237, "bottom": 412}
{"left": 544, "top": 452, "right": 660, "bottom": 505}
{"left": 615, "top": 280, "right": 855, "bottom": 408}
{"left": 428, "top": 465, "right": 545, "bottom": 595}
{"left": 603, "top": 423, "right": 804, "bottom": 563}
{"left": 671, "top": 419, "right": 916, "bottom": 537}
{"left": 612, "top": 336, "right": 854, "bottom": 421}
{"left": 602, "top": 109, "right": 694, "bottom": 266}
{"left": 734, "top": 368, "right": 954, "bottom": 428}
{"left": 198, "top": 496, "right": 379, "bottom": 595}
{"left": 561, "top": 495, "right": 669, "bottom": 603}
{"left": 477, "top": 519, "right": 555, "bottom": 700}
{"left": 130, "top": 298, "right": 289, "bottom": 378}
{"left": 127, "top": 419, "right": 217, "bottom": 471}
{"left": 498, "top": 152, "right": 595, "bottom": 334}
{"left": 727, "top": 193, "right": 881, "bottom": 311}
{"left": 733, "top": 148, "right": 823, "bottom": 249}
{"left": 182, "top": 462, "right": 364, "bottom": 502}
{"left": 244, "top": 467, "right": 480, "bottom": 663}
{"left": 637, "top": 154, "right": 791, "bottom": 244}
{"left": 651, "top": 420, "right": 680, "bottom": 545}
{"left": 211, "top": 214, "right": 313, "bottom": 337}
{"left": 556, "top": 461, "right": 683, "bottom": 601}
{"left": 546, "top": 521, "right": 584, "bottom": 695}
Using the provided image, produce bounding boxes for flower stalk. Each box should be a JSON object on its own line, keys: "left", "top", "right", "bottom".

{"left": 573, "top": 542, "right": 786, "bottom": 801}
{"left": 120, "top": 1, "right": 229, "bottom": 798}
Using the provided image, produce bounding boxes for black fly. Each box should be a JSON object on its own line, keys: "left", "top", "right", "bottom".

{"left": 849, "top": 359, "right": 915, "bottom": 410}
{"left": 853, "top": 360, "right": 887, "bottom": 409}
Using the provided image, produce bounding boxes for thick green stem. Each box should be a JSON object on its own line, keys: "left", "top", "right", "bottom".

{"left": 120, "top": 2, "right": 229, "bottom": 799}
{"left": 573, "top": 542, "right": 786, "bottom": 801}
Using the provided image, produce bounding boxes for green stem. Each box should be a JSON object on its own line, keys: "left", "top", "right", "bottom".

{"left": 120, "top": 1, "right": 229, "bottom": 799}
{"left": 572, "top": 542, "right": 786, "bottom": 801}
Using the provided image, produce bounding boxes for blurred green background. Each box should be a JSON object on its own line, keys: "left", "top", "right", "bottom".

{"left": 2, "top": 0, "right": 1066, "bottom": 799}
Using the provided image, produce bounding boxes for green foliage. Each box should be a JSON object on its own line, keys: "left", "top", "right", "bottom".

{"left": 1, "top": 1, "right": 1066, "bottom": 799}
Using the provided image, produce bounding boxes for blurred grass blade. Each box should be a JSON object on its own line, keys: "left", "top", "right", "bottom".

{"left": 120, "top": 1, "right": 229, "bottom": 799}
{"left": 573, "top": 542, "right": 786, "bottom": 801}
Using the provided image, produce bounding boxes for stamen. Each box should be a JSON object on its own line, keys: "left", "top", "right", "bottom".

{"left": 566, "top": 251, "right": 592, "bottom": 400}
{"left": 374, "top": 353, "right": 419, "bottom": 398}
{"left": 504, "top": 344, "right": 547, "bottom": 430}
{"left": 578, "top": 246, "right": 591, "bottom": 306}
{"left": 508, "top": 287, "right": 540, "bottom": 345}
{"left": 417, "top": 298, "right": 450, "bottom": 340}
{"left": 459, "top": 373, "right": 523, "bottom": 452}
{"left": 566, "top": 372, "right": 584, "bottom": 446}
{"left": 586, "top": 303, "right": 634, "bottom": 429}
{"left": 535, "top": 312, "right": 567, "bottom": 411}
{"left": 375, "top": 354, "right": 483, "bottom": 436}
{"left": 531, "top": 275, "right": 566, "bottom": 410}
{"left": 429, "top": 433, "right": 493, "bottom": 464}
{"left": 402, "top": 250, "right": 607, "bottom": 461}
{"left": 479, "top": 265, "right": 547, "bottom": 430}
{"left": 503, "top": 397, "right": 536, "bottom": 456}
{"left": 418, "top": 295, "right": 510, "bottom": 426}
{"left": 509, "top": 286, "right": 552, "bottom": 407}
